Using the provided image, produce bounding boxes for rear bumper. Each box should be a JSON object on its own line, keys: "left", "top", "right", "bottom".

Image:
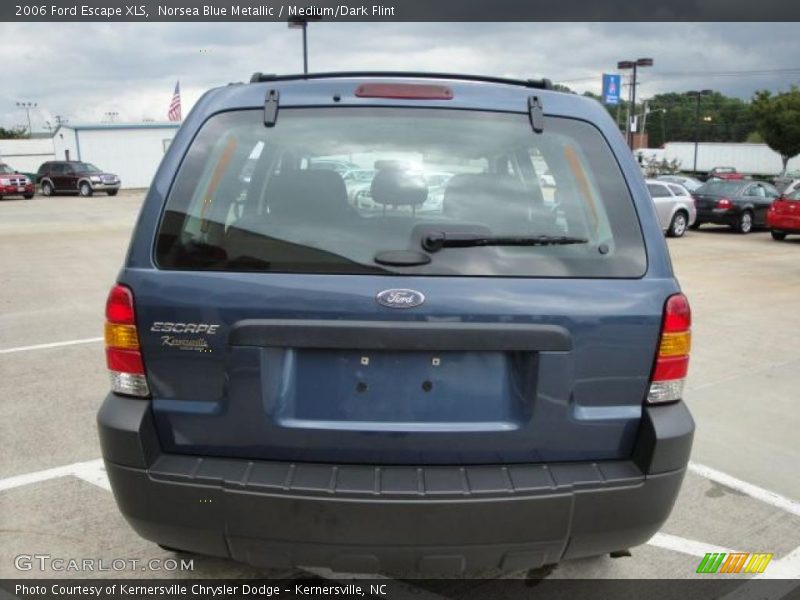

{"left": 98, "top": 394, "right": 694, "bottom": 573}
{"left": 696, "top": 208, "right": 738, "bottom": 225}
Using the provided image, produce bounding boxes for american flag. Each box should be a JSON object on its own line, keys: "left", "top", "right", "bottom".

{"left": 168, "top": 81, "right": 182, "bottom": 122}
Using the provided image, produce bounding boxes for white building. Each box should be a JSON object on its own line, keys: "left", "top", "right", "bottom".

{"left": 0, "top": 122, "right": 180, "bottom": 188}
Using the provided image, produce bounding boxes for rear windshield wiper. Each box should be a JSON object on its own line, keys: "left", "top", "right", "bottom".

{"left": 422, "top": 231, "right": 588, "bottom": 253}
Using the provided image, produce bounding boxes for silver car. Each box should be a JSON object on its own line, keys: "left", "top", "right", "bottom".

{"left": 646, "top": 179, "right": 697, "bottom": 238}
{"left": 656, "top": 174, "right": 703, "bottom": 192}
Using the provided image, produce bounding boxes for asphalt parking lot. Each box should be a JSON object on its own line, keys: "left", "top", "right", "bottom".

{"left": 1, "top": 191, "right": 799, "bottom": 588}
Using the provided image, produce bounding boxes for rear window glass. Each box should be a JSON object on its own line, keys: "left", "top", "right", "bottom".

{"left": 667, "top": 184, "right": 687, "bottom": 196}
{"left": 156, "top": 108, "right": 646, "bottom": 278}
{"left": 697, "top": 181, "right": 744, "bottom": 195}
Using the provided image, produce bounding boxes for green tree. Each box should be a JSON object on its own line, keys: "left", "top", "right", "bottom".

{"left": 751, "top": 87, "right": 800, "bottom": 174}
{"left": 0, "top": 126, "right": 27, "bottom": 139}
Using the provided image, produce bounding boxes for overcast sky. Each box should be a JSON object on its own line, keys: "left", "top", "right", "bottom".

{"left": 1, "top": 22, "right": 798, "bottom": 130}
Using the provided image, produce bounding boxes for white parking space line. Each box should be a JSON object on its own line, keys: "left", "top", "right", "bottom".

{"left": 721, "top": 546, "right": 800, "bottom": 600}
{"left": 648, "top": 532, "right": 736, "bottom": 558}
{"left": 689, "top": 462, "right": 800, "bottom": 517}
{"left": 0, "top": 458, "right": 104, "bottom": 492}
{"left": 72, "top": 460, "right": 112, "bottom": 491}
{"left": 0, "top": 337, "right": 103, "bottom": 354}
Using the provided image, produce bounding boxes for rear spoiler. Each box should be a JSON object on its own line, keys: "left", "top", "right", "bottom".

{"left": 249, "top": 71, "right": 554, "bottom": 91}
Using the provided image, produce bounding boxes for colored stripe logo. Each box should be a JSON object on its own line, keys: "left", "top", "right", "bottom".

{"left": 697, "top": 552, "right": 773, "bottom": 574}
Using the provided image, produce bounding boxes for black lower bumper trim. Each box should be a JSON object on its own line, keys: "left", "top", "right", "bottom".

{"left": 98, "top": 393, "right": 694, "bottom": 573}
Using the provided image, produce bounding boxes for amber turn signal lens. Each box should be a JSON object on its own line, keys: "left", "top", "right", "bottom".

{"left": 105, "top": 322, "right": 140, "bottom": 350}
{"left": 658, "top": 331, "right": 691, "bottom": 357}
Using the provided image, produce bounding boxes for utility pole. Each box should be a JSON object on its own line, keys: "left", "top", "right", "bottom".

{"left": 617, "top": 58, "right": 653, "bottom": 149}
{"left": 688, "top": 90, "right": 712, "bottom": 173}
{"left": 16, "top": 101, "right": 37, "bottom": 137}
{"left": 288, "top": 15, "right": 322, "bottom": 74}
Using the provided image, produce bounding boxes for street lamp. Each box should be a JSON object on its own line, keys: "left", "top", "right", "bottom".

{"left": 617, "top": 58, "right": 654, "bottom": 149}
{"left": 288, "top": 15, "right": 322, "bottom": 74}
{"left": 687, "top": 90, "right": 713, "bottom": 173}
{"left": 15, "top": 101, "right": 37, "bottom": 137}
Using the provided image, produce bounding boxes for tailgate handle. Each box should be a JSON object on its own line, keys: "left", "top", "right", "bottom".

{"left": 229, "top": 319, "right": 572, "bottom": 352}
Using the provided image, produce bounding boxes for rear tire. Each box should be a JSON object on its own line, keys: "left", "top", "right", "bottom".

{"left": 41, "top": 181, "right": 53, "bottom": 196}
{"left": 771, "top": 230, "right": 787, "bottom": 241}
{"left": 79, "top": 182, "right": 93, "bottom": 197}
{"left": 735, "top": 211, "right": 753, "bottom": 234}
{"left": 689, "top": 221, "right": 702, "bottom": 230}
{"left": 667, "top": 211, "right": 688, "bottom": 238}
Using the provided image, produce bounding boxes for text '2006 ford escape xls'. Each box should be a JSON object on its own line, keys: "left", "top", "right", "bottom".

{"left": 98, "top": 72, "right": 694, "bottom": 574}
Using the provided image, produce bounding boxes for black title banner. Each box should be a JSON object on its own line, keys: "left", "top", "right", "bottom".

{"left": 3, "top": 579, "right": 800, "bottom": 600}
{"left": 3, "top": 0, "right": 800, "bottom": 22}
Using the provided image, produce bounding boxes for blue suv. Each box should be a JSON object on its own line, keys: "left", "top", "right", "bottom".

{"left": 98, "top": 72, "right": 694, "bottom": 574}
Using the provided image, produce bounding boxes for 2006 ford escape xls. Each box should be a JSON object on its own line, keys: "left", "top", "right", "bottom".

{"left": 98, "top": 72, "right": 694, "bottom": 574}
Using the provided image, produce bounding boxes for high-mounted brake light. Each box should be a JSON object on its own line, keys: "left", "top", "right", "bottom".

{"left": 354, "top": 83, "right": 454, "bottom": 100}
{"left": 104, "top": 284, "right": 149, "bottom": 397}
{"left": 648, "top": 293, "right": 691, "bottom": 404}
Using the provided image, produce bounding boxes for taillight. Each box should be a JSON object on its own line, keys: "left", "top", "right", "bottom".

{"left": 716, "top": 198, "right": 733, "bottom": 209}
{"left": 104, "top": 284, "right": 149, "bottom": 397}
{"left": 648, "top": 293, "right": 691, "bottom": 404}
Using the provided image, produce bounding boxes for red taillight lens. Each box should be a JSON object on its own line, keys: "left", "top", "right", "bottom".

{"left": 648, "top": 293, "right": 691, "bottom": 403}
{"left": 663, "top": 293, "right": 691, "bottom": 332}
{"left": 106, "top": 285, "right": 135, "bottom": 324}
{"left": 716, "top": 198, "right": 733, "bottom": 209}
{"left": 354, "top": 83, "right": 454, "bottom": 100}
{"left": 106, "top": 347, "right": 145, "bottom": 374}
{"left": 104, "top": 284, "right": 149, "bottom": 397}
{"left": 653, "top": 355, "right": 689, "bottom": 381}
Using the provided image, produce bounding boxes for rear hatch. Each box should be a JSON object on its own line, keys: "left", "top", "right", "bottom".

{"left": 128, "top": 99, "right": 674, "bottom": 465}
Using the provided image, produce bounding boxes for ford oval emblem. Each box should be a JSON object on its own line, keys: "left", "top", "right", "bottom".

{"left": 376, "top": 289, "right": 425, "bottom": 309}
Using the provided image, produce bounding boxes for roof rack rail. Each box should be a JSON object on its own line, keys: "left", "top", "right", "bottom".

{"left": 249, "top": 71, "right": 553, "bottom": 90}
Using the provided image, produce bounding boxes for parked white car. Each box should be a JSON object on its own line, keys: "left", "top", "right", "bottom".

{"left": 646, "top": 179, "right": 697, "bottom": 238}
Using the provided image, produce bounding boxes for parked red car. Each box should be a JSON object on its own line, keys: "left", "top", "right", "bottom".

{"left": 0, "top": 163, "right": 34, "bottom": 200}
{"left": 708, "top": 166, "right": 744, "bottom": 181}
{"left": 767, "top": 187, "right": 800, "bottom": 240}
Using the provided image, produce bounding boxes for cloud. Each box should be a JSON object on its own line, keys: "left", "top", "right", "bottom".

{"left": 1, "top": 22, "right": 798, "bottom": 131}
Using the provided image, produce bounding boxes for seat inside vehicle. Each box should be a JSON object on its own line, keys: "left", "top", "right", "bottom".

{"left": 443, "top": 173, "right": 559, "bottom": 235}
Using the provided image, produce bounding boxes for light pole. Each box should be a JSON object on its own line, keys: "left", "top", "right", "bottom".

{"left": 687, "top": 90, "right": 713, "bottom": 173}
{"left": 617, "top": 58, "right": 653, "bottom": 149}
{"left": 15, "top": 101, "right": 37, "bottom": 137}
{"left": 288, "top": 15, "right": 321, "bottom": 74}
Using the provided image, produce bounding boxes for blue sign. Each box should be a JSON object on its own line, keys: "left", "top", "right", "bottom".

{"left": 603, "top": 73, "right": 621, "bottom": 105}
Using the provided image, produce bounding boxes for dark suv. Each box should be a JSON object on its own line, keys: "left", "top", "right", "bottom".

{"left": 37, "top": 161, "right": 120, "bottom": 197}
{"left": 98, "top": 72, "right": 694, "bottom": 574}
